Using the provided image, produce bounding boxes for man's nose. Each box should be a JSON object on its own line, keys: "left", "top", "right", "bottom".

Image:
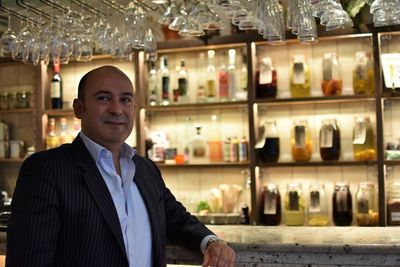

{"left": 108, "top": 99, "right": 123, "bottom": 115}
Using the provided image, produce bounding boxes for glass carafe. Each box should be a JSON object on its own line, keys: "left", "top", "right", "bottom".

{"left": 284, "top": 183, "right": 305, "bottom": 226}
{"left": 387, "top": 182, "right": 400, "bottom": 226}
{"left": 352, "top": 116, "right": 376, "bottom": 161}
{"left": 189, "top": 125, "right": 207, "bottom": 162}
{"left": 256, "top": 57, "right": 277, "bottom": 99}
{"left": 332, "top": 182, "right": 353, "bottom": 226}
{"left": 321, "top": 53, "right": 342, "bottom": 96}
{"left": 290, "top": 55, "right": 311, "bottom": 98}
{"left": 291, "top": 119, "right": 312, "bottom": 162}
{"left": 262, "top": 184, "right": 281, "bottom": 225}
{"left": 307, "top": 184, "right": 329, "bottom": 226}
{"left": 353, "top": 51, "right": 374, "bottom": 95}
{"left": 356, "top": 181, "right": 378, "bottom": 226}
{"left": 319, "top": 119, "right": 341, "bottom": 161}
{"left": 255, "top": 120, "right": 280, "bottom": 163}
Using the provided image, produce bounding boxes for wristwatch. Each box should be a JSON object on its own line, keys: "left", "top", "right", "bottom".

{"left": 205, "top": 236, "right": 224, "bottom": 250}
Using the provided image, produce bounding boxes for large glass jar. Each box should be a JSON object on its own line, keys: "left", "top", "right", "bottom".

{"left": 290, "top": 55, "right": 311, "bottom": 98}
{"left": 255, "top": 120, "right": 280, "bottom": 163}
{"left": 387, "top": 182, "right": 400, "bottom": 226}
{"left": 356, "top": 181, "right": 379, "bottom": 226}
{"left": 256, "top": 57, "right": 277, "bottom": 99}
{"left": 352, "top": 116, "right": 376, "bottom": 161}
{"left": 307, "top": 184, "right": 329, "bottom": 226}
{"left": 353, "top": 51, "right": 374, "bottom": 95}
{"left": 321, "top": 52, "right": 342, "bottom": 96}
{"left": 262, "top": 184, "right": 281, "bottom": 225}
{"left": 291, "top": 119, "right": 312, "bottom": 162}
{"left": 332, "top": 182, "right": 353, "bottom": 226}
{"left": 0, "top": 93, "right": 8, "bottom": 110}
{"left": 319, "top": 119, "right": 341, "bottom": 161}
{"left": 284, "top": 183, "right": 305, "bottom": 226}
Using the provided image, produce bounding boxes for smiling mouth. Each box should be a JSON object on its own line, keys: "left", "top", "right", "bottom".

{"left": 104, "top": 121, "right": 125, "bottom": 125}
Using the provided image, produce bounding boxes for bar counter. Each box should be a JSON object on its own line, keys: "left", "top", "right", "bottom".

{"left": 166, "top": 225, "right": 400, "bottom": 267}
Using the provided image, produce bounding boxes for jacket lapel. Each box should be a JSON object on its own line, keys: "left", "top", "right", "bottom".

{"left": 71, "top": 136, "right": 127, "bottom": 260}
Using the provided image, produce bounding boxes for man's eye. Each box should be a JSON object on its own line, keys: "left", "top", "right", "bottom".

{"left": 121, "top": 97, "right": 133, "bottom": 103}
{"left": 97, "top": 95, "right": 110, "bottom": 101}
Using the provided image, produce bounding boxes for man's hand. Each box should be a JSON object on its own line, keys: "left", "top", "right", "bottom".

{"left": 202, "top": 240, "right": 235, "bottom": 267}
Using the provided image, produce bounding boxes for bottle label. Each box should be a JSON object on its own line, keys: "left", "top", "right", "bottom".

{"left": 353, "top": 123, "right": 367, "bottom": 145}
{"left": 219, "top": 71, "right": 229, "bottom": 98}
{"left": 162, "top": 76, "right": 170, "bottom": 100}
{"left": 260, "top": 64, "right": 273, "bottom": 84}
{"left": 295, "top": 126, "right": 306, "bottom": 148}
{"left": 320, "top": 125, "right": 333, "bottom": 148}
{"left": 358, "top": 198, "right": 369, "bottom": 214}
{"left": 51, "top": 82, "right": 61, "bottom": 98}
{"left": 391, "top": 212, "right": 400, "bottom": 222}
{"left": 264, "top": 191, "right": 277, "bottom": 215}
{"left": 223, "top": 141, "right": 231, "bottom": 162}
{"left": 206, "top": 79, "right": 216, "bottom": 97}
{"left": 336, "top": 189, "right": 348, "bottom": 212}
{"left": 293, "top": 63, "right": 305, "bottom": 85}
{"left": 381, "top": 53, "right": 400, "bottom": 89}
{"left": 288, "top": 191, "right": 299, "bottom": 211}
{"left": 309, "top": 191, "right": 321, "bottom": 213}
{"left": 323, "top": 56, "right": 333, "bottom": 81}
{"left": 230, "top": 140, "right": 239, "bottom": 162}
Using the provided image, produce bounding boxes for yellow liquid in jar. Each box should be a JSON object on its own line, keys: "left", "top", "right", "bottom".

{"left": 291, "top": 139, "right": 313, "bottom": 162}
{"left": 353, "top": 127, "right": 376, "bottom": 161}
{"left": 353, "top": 69, "right": 375, "bottom": 95}
{"left": 308, "top": 215, "right": 329, "bottom": 226}
{"left": 284, "top": 194, "right": 305, "bottom": 226}
{"left": 290, "top": 67, "right": 311, "bottom": 98}
{"left": 356, "top": 210, "right": 379, "bottom": 226}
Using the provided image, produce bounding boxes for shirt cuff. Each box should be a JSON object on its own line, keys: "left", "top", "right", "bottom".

{"left": 200, "top": 235, "right": 218, "bottom": 254}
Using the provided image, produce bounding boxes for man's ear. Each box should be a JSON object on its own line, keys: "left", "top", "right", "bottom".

{"left": 73, "top": 99, "right": 83, "bottom": 119}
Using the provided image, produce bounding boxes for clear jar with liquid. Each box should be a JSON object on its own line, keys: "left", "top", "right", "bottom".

{"left": 256, "top": 57, "right": 277, "bottom": 99}
{"left": 353, "top": 51, "right": 374, "bottom": 95}
{"left": 290, "top": 55, "right": 311, "bottom": 98}
{"left": 262, "top": 184, "right": 282, "bottom": 225}
{"left": 332, "top": 182, "right": 353, "bottom": 226}
{"left": 321, "top": 53, "right": 342, "bottom": 96}
{"left": 291, "top": 119, "right": 312, "bottom": 162}
{"left": 387, "top": 182, "right": 400, "bottom": 226}
{"left": 352, "top": 116, "right": 376, "bottom": 161}
{"left": 284, "top": 183, "right": 305, "bottom": 226}
{"left": 307, "top": 184, "right": 329, "bottom": 226}
{"left": 255, "top": 120, "right": 280, "bottom": 163}
{"left": 356, "top": 181, "right": 379, "bottom": 226}
{"left": 319, "top": 119, "right": 341, "bottom": 161}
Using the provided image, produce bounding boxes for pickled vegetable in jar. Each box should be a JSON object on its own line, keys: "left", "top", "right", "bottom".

{"left": 332, "top": 182, "right": 353, "bottom": 226}
{"left": 262, "top": 184, "right": 281, "bottom": 225}
{"left": 319, "top": 119, "right": 341, "bottom": 161}
{"left": 284, "top": 183, "right": 305, "bottom": 226}
{"left": 290, "top": 55, "right": 311, "bottom": 98}
{"left": 321, "top": 53, "right": 342, "bottom": 96}
{"left": 353, "top": 51, "right": 374, "bottom": 95}
{"left": 356, "top": 181, "right": 378, "bottom": 226}
{"left": 291, "top": 119, "right": 312, "bottom": 162}
{"left": 387, "top": 182, "right": 400, "bottom": 226}
{"left": 255, "top": 120, "right": 280, "bottom": 163}
{"left": 352, "top": 116, "right": 376, "bottom": 161}
{"left": 307, "top": 184, "right": 329, "bottom": 226}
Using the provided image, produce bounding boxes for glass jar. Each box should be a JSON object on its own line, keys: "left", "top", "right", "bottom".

{"left": 189, "top": 125, "right": 207, "bottom": 162}
{"left": 353, "top": 51, "right": 374, "bottom": 95}
{"left": 256, "top": 57, "right": 277, "bottom": 99}
{"left": 291, "top": 119, "right": 312, "bottom": 162}
{"left": 0, "top": 93, "right": 8, "bottom": 110}
{"left": 387, "top": 181, "right": 400, "bottom": 226}
{"left": 262, "top": 184, "right": 281, "bottom": 225}
{"left": 356, "top": 181, "right": 379, "bottom": 226}
{"left": 290, "top": 55, "right": 311, "bottom": 98}
{"left": 7, "top": 92, "right": 17, "bottom": 109}
{"left": 332, "top": 182, "right": 353, "bottom": 226}
{"left": 16, "top": 91, "right": 30, "bottom": 108}
{"left": 307, "top": 184, "right": 329, "bottom": 226}
{"left": 352, "top": 116, "right": 376, "bottom": 161}
{"left": 321, "top": 52, "right": 342, "bottom": 96}
{"left": 319, "top": 119, "right": 341, "bottom": 161}
{"left": 284, "top": 183, "right": 305, "bottom": 226}
{"left": 255, "top": 120, "right": 280, "bottom": 163}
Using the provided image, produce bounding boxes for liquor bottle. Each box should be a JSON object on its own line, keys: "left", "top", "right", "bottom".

{"left": 230, "top": 136, "right": 239, "bottom": 162}
{"left": 59, "top": 117, "right": 72, "bottom": 145}
{"left": 238, "top": 136, "right": 249, "bottom": 162}
{"left": 51, "top": 63, "right": 63, "bottom": 109}
{"left": 208, "top": 114, "right": 223, "bottom": 162}
{"left": 189, "top": 125, "right": 207, "bottom": 163}
{"left": 206, "top": 50, "right": 217, "bottom": 102}
{"left": 160, "top": 56, "right": 170, "bottom": 105}
{"left": 227, "top": 49, "right": 237, "bottom": 100}
{"left": 71, "top": 118, "right": 81, "bottom": 139}
{"left": 147, "top": 61, "right": 158, "bottom": 106}
{"left": 218, "top": 54, "right": 229, "bottom": 101}
{"left": 197, "top": 53, "right": 206, "bottom": 103}
{"left": 45, "top": 118, "right": 59, "bottom": 150}
{"left": 177, "top": 59, "right": 189, "bottom": 103}
{"left": 237, "top": 53, "right": 248, "bottom": 100}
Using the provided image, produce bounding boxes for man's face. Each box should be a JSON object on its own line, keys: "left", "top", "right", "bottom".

{"left": 73, "top": 68, "right": 136, "bottom": 149}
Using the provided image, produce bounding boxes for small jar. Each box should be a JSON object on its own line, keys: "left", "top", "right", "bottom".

{"left": 255, "top": 120, "right": 280, "bottom": 163}
{"left": 307, "top": 184, "right": 329, "bottom": 226}
{"left": 332, "top": 182, "right": 353, "bottom": 226}
{"left": 319, "top": 119, "right": 341, "bottom": 161}
{"left": 16, "top": 91, "right": 30, "bottom": 108}
{"left": 291, "top": 119, "right": 312, "bottom": 162}
{"left": 7, "top": 92, "right": 17, "bottom": 109}
{"left": 356, "top": 181, "right": 378, "bottom": 226}
{"left": 262, "top": 184, "right": 282, "bottom": 225}
{"left": 387, "top": 182, "right": 400, "bottom": 226}
{"left": 0, "top": 93, "right": 9, "bottom": 110}
{"left": 353, "top": 116, "right": 376, "bottom": 161}
{"left": 284, "top": 183, "right": 305, "bottom": 226}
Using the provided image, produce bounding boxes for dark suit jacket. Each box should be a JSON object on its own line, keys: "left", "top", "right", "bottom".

{"left": 6, "top": 136, "right": 213, "bottom": 267}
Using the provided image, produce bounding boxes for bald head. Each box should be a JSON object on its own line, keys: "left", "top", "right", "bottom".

{"left": 77, "top": 65, "right": 134, "bottom": 101}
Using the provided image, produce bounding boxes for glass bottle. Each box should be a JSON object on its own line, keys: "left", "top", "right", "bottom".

{"left": 256, "top": 57, "right": 277, "bottom": 99}
{"left": 387, "top": 181, "right": 400, "bottom": 226}
{"left": 51, "top": 63, "right": 63, "bottom": 109}
{"left": 227, "top": 49, "right": 237, "bottom": 101}
{"left": 237, "top": 53, "right": 248, "bottom": 100}
{"left": 206, "top": 50, "right": 217, "bottom": 101}
{"left": 59, "top": 117, "right": 72, "bottom": 145}
{"left": 255, "top": 120, "right": 280, "bottom": 163}
{"left": 284, "top": 183, "right": 305, "bottom": 226}
{"left": 45, "top": 118, "right": 59, "bottom": 150}
{"left": 238, "top": 136, "right": 249, "bottom": 162}
{"left": 0, "top": 93, "right": 9, "bottom": 110}
{"left": 218, "top": 51, "right": 229, "bottom": 101}
{"left": 307, "top": 184, "right": 329, "bottom": 226}
{"left": 290, "top": 55, "right": 311, "bottom": 98}
{"left": 353, "top": 51, "right": 375, "bottom": 95}
{"left": 230, "top": 136, "right": 239, "bottom": 162}
{"left": 262, "top": 184, "right": 282, "bottom": 225}
{"left": 291, "top": 119, "right": 312, "bottom": 162}
{"left": 352, "top": 116, "right": 376, "bottom": 161}
{"left": 177, "top": 59, "right": 189, "bottom": 103}
{"left": 147, "top": 61, "right": 158, "bottom": 106}
{"left": 71, "top": 118, "right": 81, "bottom": 140}
{"left": 208, "top": 115, "right": 223, "bottom": 162}
{"left": 356, "top": 181, "right": 379, "bottom": 226}
{"left": 319, "top": 119, "right": 341, "bottom": 161}
{"left": 160, "top": 56, "right": 170, "bottom": 105}
{"left": 197, "top": 53, "right": 206, "bottom": 103}
{"left": 321, "top": 52, "right": 342, "bottom": 96}
{"left": 190, "top": 125, "right": 207, "bottom": 162}
{"left": 223, "top": 137, "right": 231, "bottom": 162}
{"left": 332, "top": 182, "right": 353, "bottom": 226}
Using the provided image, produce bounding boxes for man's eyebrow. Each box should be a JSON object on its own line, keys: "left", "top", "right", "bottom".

{"left": 93, "top": 91, "right": 134, "bottom": 97}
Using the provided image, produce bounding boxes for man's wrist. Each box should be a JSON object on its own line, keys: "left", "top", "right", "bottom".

{"left": 200, "top": 235, "right": 224, "bottom": 254}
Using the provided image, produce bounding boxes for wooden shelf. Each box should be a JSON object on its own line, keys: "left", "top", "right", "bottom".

{"left": 259, "top": 160, "right": 377, "bottom": 168}
{"left": 44, "top": 109, "right": 75, "bottom": 116}
{"left": 143, "top": 101, "right": 248, "bottom": 112}
{"left": 156, "top": 162, "right": 249, "bottom": 168}
{"left": 0, "top": 158, "right": 24, "bottom": 164}
{"left": 0, "top": 108, "right": 34, "bottom": 114}
{"left": 255, "top": 95, "right": 375, "bottom": 106}
{"left": 385, "top": 160, "right": 400, "bottom": 166}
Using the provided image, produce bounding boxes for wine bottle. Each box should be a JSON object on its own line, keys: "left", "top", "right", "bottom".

{"left": 51, "top": 63, "right": 63, "bottom": 109}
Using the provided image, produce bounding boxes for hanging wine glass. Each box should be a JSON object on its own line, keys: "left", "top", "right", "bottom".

{"left": 0, "top": 14, "right": 16, "bottom": 58}
{"left": 159, "top": 0, "right": 179, "bottom": 25}
{"left": 144, "top": 29, "right": 157, "bottom": 61}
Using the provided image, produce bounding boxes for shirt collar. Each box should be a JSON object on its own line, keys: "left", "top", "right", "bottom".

{"left": 79, "top": 131, "right": 136, "bottom": 163}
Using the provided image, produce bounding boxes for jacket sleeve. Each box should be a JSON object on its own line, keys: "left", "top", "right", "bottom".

{"left": 6, "top": 153, "right": 60, "bottom": 267}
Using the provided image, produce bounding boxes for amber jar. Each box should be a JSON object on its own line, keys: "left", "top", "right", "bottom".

{"left": 319, "top": 119, "right": 341, "bottom": 161}
{"left": 291, "top": 119, "right": 312, "bottom": 162}
{"left": 332, "top": 182, "right": 353, "bottom": 226}
{"left": 356, "top": 181, "right": 378, "bottom": 226}
{"left": 387, "top": 182, "right": 400, "bottom": 226}
{"left": 262, "top": 184, "right": 281, "bottom": 225}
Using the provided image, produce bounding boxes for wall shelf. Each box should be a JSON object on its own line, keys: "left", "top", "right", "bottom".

{"left": 258, "top": 160, "right": 377, "bottom": 168}
{"left": 0, "top": 108, "right": 34, "bottom": 114}
{"left": 156, "top": 162, "right": 250, "bottom": 168}
{"left": 143, "top": 101, "right": 248, "bottom": 112}
{"left": 255, "top": 95, "right": 375, "bottom": 106}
